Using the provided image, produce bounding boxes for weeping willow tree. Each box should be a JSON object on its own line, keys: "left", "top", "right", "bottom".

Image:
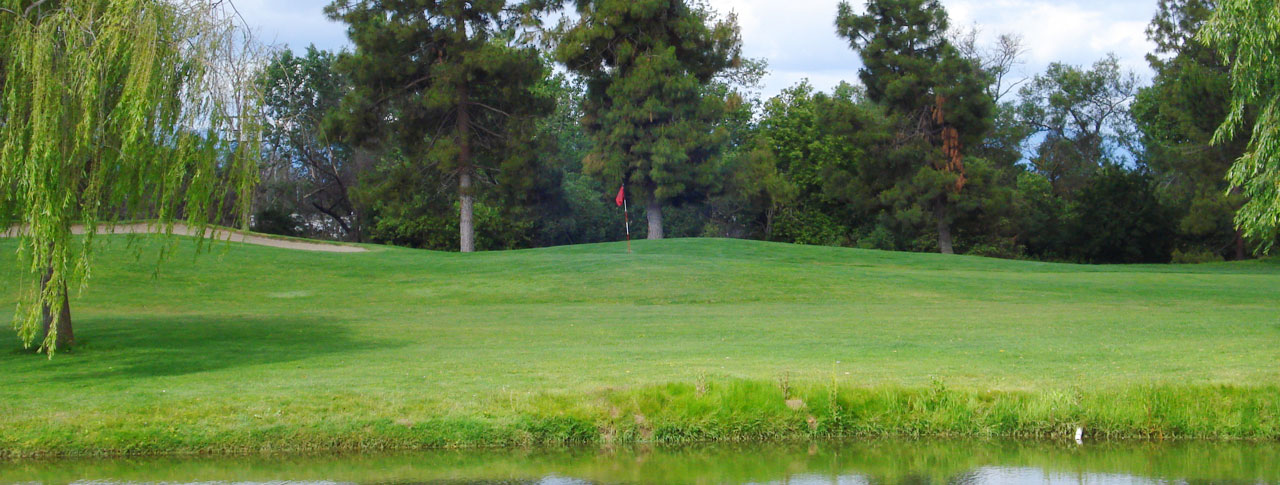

{"left": 0, "top": 0, "right": 261, "bottom": 354}
{"left": 1200, "top": 0, "right": 1280, "bottom": 251}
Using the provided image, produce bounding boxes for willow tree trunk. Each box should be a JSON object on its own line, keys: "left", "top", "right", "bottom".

{"left": 646, "top": 200, "right": 664, "bottom": 240}
{"left": 935, "top": 199, "right": 954, "bottom": 255}
{"left": 456, "top": 83, "right": 475, "bottom": 254}
{"left": 40, "top": 267, "right": 73, "bottom": 351}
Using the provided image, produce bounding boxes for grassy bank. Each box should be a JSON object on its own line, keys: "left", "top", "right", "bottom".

{"left": 1, "top": 236, "right": 1278, "bottom": 456}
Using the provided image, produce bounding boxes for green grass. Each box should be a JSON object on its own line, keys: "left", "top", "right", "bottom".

{"left": 1, "top": 236, "right": 1279, "bottom": 456}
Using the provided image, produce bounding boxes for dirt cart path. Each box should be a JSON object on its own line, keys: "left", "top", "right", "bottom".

{"left": 1, "top": 223, "right": 367, "bottom": 253}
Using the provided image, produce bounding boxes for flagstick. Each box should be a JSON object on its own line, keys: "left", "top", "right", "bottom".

{"left": 623, "top": 196, "right": 632, "bottom": 253}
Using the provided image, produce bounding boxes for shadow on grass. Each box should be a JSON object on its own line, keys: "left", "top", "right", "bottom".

{"left": 1, "top": 314, "right": 389, "bottom": 382}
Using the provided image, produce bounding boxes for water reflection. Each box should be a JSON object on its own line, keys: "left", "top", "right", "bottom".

{"left": 2, "top": 440, "right": 1277, "bottom": 484}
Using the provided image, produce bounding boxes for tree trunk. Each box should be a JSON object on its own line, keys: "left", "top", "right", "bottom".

{"left": 646, "top": 199, "right": 664, "bottom": 240}
{"left": 459, "top": 171, "right": 475, "bottom": 253}
{"left": 1234, "top": 229, "right": 1246, "bottom": 261}
{"left": 764, "top": 207, "right": 776, "bottom": 241}
{"left": 456, "top": 78, "right": 475, "bottom": 253}
{"left": 351, "top": 149, "right": 376, "bottom": 244}
{"left": 40, "top": 266, "right": 73, "bottom": 352}
{"left": 310, "top": 201, "right": 353, "bottom": 237}
{"left": 1230, "top": 186, "right": 1246, "bottom": 261}
{"left": 935, "top": 199, "right": 954, "bottom": 255}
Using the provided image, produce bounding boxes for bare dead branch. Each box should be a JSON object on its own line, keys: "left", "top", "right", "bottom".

{"left": 468, "top": 100, "right": 512, "bottom": 117}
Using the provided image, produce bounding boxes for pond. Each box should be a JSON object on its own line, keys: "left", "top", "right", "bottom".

{"left": 3, "top": 440, "right": 1278, "bottom": 484}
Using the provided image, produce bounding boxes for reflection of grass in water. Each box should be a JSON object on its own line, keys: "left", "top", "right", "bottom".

{"left": 3, "top": 440, "right": 1279, "bottom": 484}
{"left": 0, "top": 236, "right": 1278, "bottom": 456}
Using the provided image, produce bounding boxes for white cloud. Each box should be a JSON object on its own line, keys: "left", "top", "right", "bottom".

{"left": 236, "top": 0, "right": 1158, "bottom": 98}
{"left": 945, "top": 0, "right": 1156, "bottom": 78}
{"left": 705, "top": 0, "right": 863, "bottom": 97}
{"left": 232, "top": 0, "right": 349, "bottom": 52}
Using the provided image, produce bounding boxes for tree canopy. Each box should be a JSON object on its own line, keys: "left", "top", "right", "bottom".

{"left": 835, "top": 0, "right": 994, "bottom": 254}
{"left": 556, "top": 0, "right": 742, "bottom": 239}
{"left": 256, "top": 47, "right": 361, "bottom": 241}
{"left": 325, "top": 0, "right": 556, "bottom": 253}
{"left": 1133, "top": 0, "right": 1250, "bottom": 259}
{"left": 1017, "top": 55, "right": 1140, "bottom": 196}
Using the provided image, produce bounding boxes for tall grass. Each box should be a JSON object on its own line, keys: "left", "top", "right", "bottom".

{"left": 2, "top": 379, "right": 1278, "bottom": 457}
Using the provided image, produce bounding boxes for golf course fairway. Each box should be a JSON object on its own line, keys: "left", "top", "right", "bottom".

{"left": 1, "top": 235, "right": 1278, "bottom": 456}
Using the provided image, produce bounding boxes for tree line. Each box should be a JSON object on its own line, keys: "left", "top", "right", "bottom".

{"left": 254, "top": 0, "right": 1277, "bottom": 264}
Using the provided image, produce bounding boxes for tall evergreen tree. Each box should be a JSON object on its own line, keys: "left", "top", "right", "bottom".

{"left": 835, "top": 0, "right": 994, "bottom": 254}
{"left": 556, "top": 0, "right": 742, "bottom": 239}
{"left": 325, "top": 0, "right": 555, "bottom": 253}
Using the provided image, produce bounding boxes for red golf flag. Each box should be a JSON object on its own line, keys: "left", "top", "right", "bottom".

{"left": 615, "top": 185, "right": 625, "bottom": 207}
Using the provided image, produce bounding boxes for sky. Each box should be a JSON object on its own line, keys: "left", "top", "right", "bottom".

{"left": 232, "top": 0, "right": 1158, "bottom": 99}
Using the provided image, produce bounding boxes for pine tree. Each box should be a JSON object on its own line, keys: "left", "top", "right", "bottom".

{"left": 325, "top": 0, "right": 555, "bottom": 253}
{"left": 556, "top": 0, "right": 742, "bottom": 239}
{"left": 836, "top": 0, "right": 993, "bottom": 254}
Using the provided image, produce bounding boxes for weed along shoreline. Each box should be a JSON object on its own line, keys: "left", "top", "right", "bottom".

{"left": 2, "top": 236, "right": 1279, "bottom": 458}
{"left": 2, "top": 381, "right": 1280, "bottom": 458}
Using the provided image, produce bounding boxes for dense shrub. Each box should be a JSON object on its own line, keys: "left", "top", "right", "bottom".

{"left": 1067, "top": 165, "right": 1178, "bottom": 264}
